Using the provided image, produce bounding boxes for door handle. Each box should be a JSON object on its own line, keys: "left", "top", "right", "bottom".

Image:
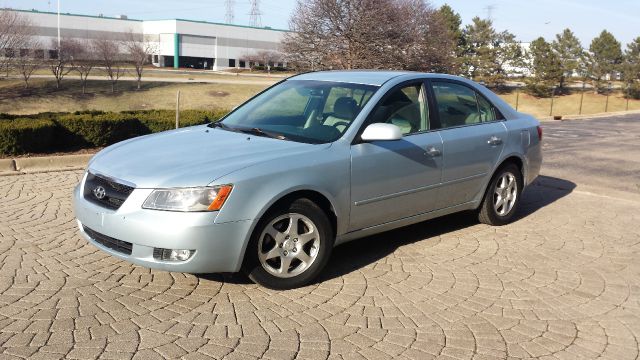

{"left": 425, "top": 146, "right": 441, "bottom": 157}
{"left": 487, "top": 136, "right": 503, "bottom": 146}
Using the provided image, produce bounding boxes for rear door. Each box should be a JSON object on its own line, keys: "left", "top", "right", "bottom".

{"left": 429, "top": 80, "right": 507, "bottom": 207}
{"left": 349, "top": 80, "right": 443, "bottom": 231}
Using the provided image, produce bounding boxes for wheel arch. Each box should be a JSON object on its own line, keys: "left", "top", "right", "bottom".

{"left": 236, "top": 188, "right": 340, "bottom": 271}
{"left": 475, "top": 154, "right": 527, "bottom": 206}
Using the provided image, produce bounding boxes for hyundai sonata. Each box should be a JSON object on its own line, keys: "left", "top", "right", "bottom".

{"left": 73, "top": 71, "right": 542, "bottom": 289}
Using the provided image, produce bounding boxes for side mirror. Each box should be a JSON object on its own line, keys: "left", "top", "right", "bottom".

{"left": 360, "top": 123, "right": 403, "bottom": 142}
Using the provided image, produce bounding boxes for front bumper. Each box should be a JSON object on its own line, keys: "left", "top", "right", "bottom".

{"left": 73, "top": 184, "right": 253, "bottom": 273}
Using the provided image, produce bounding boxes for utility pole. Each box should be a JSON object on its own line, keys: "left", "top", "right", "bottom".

{"left": 249, "top": 0, "right": 262, "bottom": 27}
{"left": 224, "top": 0, "right": 235, "bottom": 24}
{"left": 484, "top": 4, "right": 496, "bottom": 21}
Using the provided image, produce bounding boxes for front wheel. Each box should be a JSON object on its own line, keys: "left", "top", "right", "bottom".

{"left": 478, "top": 164, "right": 523, "bottom": 226}
{"left": 243, "top": 198, "right": 333, "bottom": 289}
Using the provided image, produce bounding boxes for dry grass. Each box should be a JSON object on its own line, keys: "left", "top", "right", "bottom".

{"left": 1, "top": 77, "right": 639, "bottom": 119}
{"left": 500, "top": 90, "right": 640, "bottom": 119}
{"left": 0, "top": 78, "right": 269, "bottom": 115}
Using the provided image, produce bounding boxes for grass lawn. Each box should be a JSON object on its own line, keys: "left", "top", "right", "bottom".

{"left": 1, "top": 76, "right": 639, "bottom": 119}
{"left": 0, "top": 78, "right": 269, "bottom": 115}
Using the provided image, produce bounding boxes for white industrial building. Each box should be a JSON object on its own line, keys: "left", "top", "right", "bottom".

{"left": 7, "top": 8, "right": 287, "bottom": 70}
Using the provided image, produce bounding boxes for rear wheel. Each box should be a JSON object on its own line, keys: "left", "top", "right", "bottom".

{"left": 478, "top": 163, "right": 523, "bottom": 226}
{"left": 244, "top": 198, "right": 333, "bottom": 289}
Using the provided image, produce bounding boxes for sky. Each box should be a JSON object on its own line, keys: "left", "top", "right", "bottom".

{"left": 2, "top": 0, "right": 639, "bottom": 47}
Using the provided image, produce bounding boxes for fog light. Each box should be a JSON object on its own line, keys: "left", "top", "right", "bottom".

{"left": 153, "top": 248, "right": 194, "bottom": 261}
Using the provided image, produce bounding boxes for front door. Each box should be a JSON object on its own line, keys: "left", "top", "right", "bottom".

{"left": 349, "top": 81, "right": 443, "bottom": 231}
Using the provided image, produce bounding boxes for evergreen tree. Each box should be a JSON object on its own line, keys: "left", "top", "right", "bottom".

{"left": 461, "top": 17, "right": 523, "bottom": 86}
{"left": 551, "top": 29, "right": 583, "bottom": 90}
{"left": 438, "top": 4, "right": 464, "bottom": 49}
{"left": 587, "top": 30, "right": 623, "bottom": 92}
{"left": 622, "top": 37, "right": 640, "bottom": 99}
{"left": 437, "top": 4, "right": 465, "bottom": 74}
{"left": 526, "top": 37, "right": 563, "bottom": 97}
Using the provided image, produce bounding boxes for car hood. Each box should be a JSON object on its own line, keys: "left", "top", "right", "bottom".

{"left": 89, "top": 125, "right": 329, "bottom": 188}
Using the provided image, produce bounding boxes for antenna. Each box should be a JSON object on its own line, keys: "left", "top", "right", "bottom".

{"left": 224, "top": 0, "right": 235, "bottom": 24}
{"left": 249, "top": 0, "right": 262, "bottom": 27}
{"left": 484, "top": 4, "right": 496, "bottom": 21}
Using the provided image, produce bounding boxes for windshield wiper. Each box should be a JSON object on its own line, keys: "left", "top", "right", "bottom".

{"left": 209, "top": 122, "right": 233, "bottom": 130}
{"left": 236, "top": 127, "right": 288, "bottom": 140}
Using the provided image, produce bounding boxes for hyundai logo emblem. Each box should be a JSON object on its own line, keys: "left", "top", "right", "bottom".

{"left": 93, "top": 186, "right": 106, "bottom": 200}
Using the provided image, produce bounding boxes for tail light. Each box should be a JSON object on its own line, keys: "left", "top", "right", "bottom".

{"left": 536, "top": 126, "right": 543, "bottom": 141}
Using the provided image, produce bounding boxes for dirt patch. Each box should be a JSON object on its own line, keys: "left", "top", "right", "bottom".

{"left": 208, "top": 90, "right": 230, "bottom": 97}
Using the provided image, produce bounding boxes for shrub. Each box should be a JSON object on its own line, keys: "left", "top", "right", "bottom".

{"left": 54, "top": 113, "right": 145, "bottom": 148}
{"left": 625, "top": 83, "right": 640, "bottom": 100}
{"left": 0, "top": 118, "right": 56, "bottom": 155}
{"left": 0, "top": 109, "right": 230, "bottom": 155}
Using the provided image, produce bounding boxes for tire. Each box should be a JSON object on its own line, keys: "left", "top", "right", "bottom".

{"left": 243, "top": 198, "right": 334, "bottom": 289}
{"left": 478, "top": 163, "right": 523, "bottom": 226}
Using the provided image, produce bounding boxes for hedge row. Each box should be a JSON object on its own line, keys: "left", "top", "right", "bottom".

{"left": 0, "top": 109, "right": 228, "bottom": 155}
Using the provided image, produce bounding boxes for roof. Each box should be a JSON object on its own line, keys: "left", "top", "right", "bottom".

{"left": 290, "top": 70, "right": 413, "bottom": 86}
{"left": 4, "top": 8, "right": 289, "bottom": 32}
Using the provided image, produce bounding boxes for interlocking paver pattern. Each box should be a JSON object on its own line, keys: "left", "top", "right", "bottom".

{"left": 1, "top": 116, "right": 639, "bottom": 359}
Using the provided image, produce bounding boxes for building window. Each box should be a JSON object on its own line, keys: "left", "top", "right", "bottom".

{"left": 5, "top": 49, "right": 15, "bottom": 58}
{"left": 229, "top": 59, "right": 236, "bottom": 67}
{"left": 20, "top": 49, "right": 30, "bottom": 57}
{"left": 153, "top": 55, "right": 159, "bottom": 63}
{"left": 239, "top": 60, "right": 246, "bottom": 68}
{"left": 35, "top": 50, "right": 45, "bottom": 59}
{"left": 48, "top": 49, "right": 58, "bottom": 59}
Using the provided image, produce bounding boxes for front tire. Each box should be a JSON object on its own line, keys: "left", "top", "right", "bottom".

{"left": 243, "top": 198, "right": 333, "bottom": 289}
{"left": 478, "top": 164, "right": 523, "bottom": 226}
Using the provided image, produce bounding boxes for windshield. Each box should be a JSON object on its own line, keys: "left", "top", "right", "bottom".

{"left": 217, "top": 80, "right": 378, "bottom": 144}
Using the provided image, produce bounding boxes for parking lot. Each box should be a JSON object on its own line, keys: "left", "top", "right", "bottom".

{"left": 0, "top": 115, "right": 639, "bottom": 360}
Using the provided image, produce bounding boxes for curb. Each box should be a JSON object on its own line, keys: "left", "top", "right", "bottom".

{"left": 0, "top": 158, "right": 16, "bottom": 174}
{"left": 540, "top": 109, "right": 640, "bottom": 121}
{"left": 1, "top": 154, "right": 93, "bottom": 175}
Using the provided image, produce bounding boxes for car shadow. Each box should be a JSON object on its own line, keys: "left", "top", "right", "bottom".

{"left": 198, "top": 175, "right": 576, "bottom": 286}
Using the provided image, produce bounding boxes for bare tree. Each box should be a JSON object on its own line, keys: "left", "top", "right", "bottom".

{"left": 282, "top": 0, "right": 454, "bottom": 72}
{"left": 244, "top": 50, "right": 283, "bottom": 74}
{"left": 123, "top": 30, "right": 156, "bottom": 90}
{"left": 14, "top": 47, "right": 42, "bottom": 89}
{"left": 0, "top": 10, "right": 34, "bottom": 77}
{"left": 72, "top": 39, "right": 97, "bottom": 94}
{"left": 48, "top": 38, "right": 79, "bottom": 89}
{"left": 93, "top": 37, "right": 126, "bottom": 93}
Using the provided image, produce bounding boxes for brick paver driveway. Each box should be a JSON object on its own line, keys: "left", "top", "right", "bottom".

{"left": 1, "top": 115, "right": 640, "bottom": 360}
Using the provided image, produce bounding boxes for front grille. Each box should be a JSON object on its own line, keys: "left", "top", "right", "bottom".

{"left": 84, "top": 226, "right": 133, "bottom": 255}
{"left": 83, "top": 172, "right": 135, "bottom": 210}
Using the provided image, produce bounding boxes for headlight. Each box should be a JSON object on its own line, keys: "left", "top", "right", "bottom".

{"left": 142, "top": 185, "right": 233, "bottom": 212}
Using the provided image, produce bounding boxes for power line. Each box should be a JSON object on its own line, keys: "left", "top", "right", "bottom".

{"left": 224, "top": 0, "right": 235, "bottom": 24}
{"left": 249, "top": 0, "right": 262, "bottom": 27}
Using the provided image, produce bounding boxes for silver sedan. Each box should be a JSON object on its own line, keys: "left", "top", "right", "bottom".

{"left": 73, "top": 71, "right": 542, "bottom": 289}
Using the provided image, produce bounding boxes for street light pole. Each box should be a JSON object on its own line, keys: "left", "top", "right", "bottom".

{"left": 57, "top": 0, "right": 61, "bottom": 55}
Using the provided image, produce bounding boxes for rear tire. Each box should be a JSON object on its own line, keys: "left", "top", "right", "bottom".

{"left": 478, "top": 163, "right": 523, "bottom": 226}
{"left": 243, "top": 198, "right": 333, "bottom": 289}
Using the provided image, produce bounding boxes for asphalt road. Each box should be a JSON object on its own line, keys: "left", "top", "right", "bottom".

{"left": 541, "top": 114, "right": 640, "bottom": 200}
